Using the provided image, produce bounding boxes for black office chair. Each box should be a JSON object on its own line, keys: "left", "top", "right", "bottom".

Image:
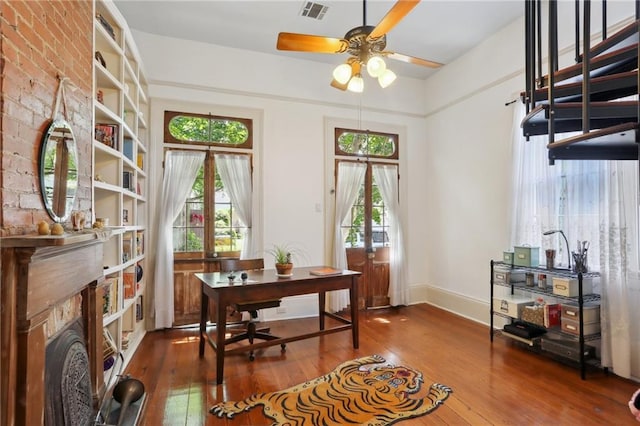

{"left": 218, "top": 258, "right": 285, "bottom": 361}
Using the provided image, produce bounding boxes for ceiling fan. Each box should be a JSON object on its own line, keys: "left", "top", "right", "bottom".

{"left": 276, "top": 0, "right": 443, "bottom": 92}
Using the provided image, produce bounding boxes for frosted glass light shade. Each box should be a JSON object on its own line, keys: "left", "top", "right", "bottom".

{"left": 366, "top": 56, "right": 386, "bottom": 77}
{"left": 347, "top": 74, "right": 364, "bottom": 93}
{"left": 333, "top": 63, "right": 353, "bottom": 85}
{"left": 378, "top": 69, "right": 397, "bottom": 88}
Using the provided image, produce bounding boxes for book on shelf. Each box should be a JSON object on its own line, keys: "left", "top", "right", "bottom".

{"left": 101, "top": 276, "right": 119, "bottom": 317}
{"left": 123, "top": 269, "right": 136, "bottom": 299}
{"left": 137, "top": 153, "right": 144, "bottom": 169}
{"left": 309, "top": 267, "right": 343, "bottom": 276}
{"left": 95, "top": 123, "right": 118, "bottom": 150}
{"left": 123, "top": 171, "right": 134, "bottom": 192}
{"left": 136, "top": 231, "right": 144, "bottom": 256}
{"left": 102, "top": 328, "right": 117, "bottom": 362}
{"left": 101, "top": 282, "right": 111, "bottom": 316}
{"left": 123, "top": 138, "right": 134, "bottom": 162}
{"left": 136, "top": 295, "right": 144, "bottom": 321}
{"left": 122, "top": 235, "right": 132, "bottom": 262}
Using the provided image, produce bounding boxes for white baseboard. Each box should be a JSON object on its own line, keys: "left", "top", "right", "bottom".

{"left": 411, "top": 284, "right": 490, "bottom": 326}
{"left": 260, "top": 284, "right": 491, "bottom": 326}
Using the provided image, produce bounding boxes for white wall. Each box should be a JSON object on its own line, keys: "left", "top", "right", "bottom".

{"left": 133, "top": 31, "right": 428, "bottom": 321}
{"left": 418, "top": 3, "right": 638, "bottom": 323}
{"left": 132, "top": 1, "right": 638, "bottom": 324}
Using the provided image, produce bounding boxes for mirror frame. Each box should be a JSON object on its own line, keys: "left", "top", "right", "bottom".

{"left": 39, "top": 119, "right": 79, "bottom": 223}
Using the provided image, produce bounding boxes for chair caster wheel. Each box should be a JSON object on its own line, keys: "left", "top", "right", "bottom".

{"left": 281, "top": 344, "right": 286, "bottom": 352}
{"left": 249, "top": 353, "right": 255, "bottom": 361}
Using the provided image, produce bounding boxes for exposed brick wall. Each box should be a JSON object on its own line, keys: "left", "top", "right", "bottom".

{"left": 1, "top": 0, "right": 92, "bottom": 236}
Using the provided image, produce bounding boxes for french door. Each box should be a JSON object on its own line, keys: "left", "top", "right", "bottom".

{"left": 341, "top": 161, "right": 393, "bottom": 309}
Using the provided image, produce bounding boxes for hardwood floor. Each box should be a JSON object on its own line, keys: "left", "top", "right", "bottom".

{"left": 123, "top": 304, "right": 638, "bottom": 425}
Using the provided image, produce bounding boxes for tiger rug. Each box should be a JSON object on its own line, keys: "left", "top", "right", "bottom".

{"left": 210, "top": 355, "right": 452, "bottom": 425}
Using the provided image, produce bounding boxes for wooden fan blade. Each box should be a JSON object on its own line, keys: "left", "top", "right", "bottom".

{"left": 386, "top": 52, "right": 443, "bottom": 68}
{"left": 368, "top": 0, "right": 420, "bottom": 40}
{"left": 277, "top": 32, "right": 349, "bottom": 53}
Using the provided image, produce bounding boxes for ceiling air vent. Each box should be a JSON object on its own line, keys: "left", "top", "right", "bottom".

{"left": 300, "top": 1, "right": 328, "bottom": 20}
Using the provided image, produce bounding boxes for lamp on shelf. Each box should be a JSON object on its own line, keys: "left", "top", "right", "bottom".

{"left": 543, "top": 229, "right": 571, "bottom": 270}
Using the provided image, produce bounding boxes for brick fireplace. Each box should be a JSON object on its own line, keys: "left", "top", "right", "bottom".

{"left": 1, "top": 2, "right": 101, "bottom": 423}
{"left": 1, "top": 232, "right": 106, "bottom": 425}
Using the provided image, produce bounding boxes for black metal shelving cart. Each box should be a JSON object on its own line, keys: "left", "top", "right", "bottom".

{"left": 490, "top": 260, "right": 601, "bottom": 379}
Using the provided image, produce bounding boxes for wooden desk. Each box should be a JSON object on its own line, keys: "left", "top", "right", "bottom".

{"left": 196, "top": 267, "right": 361, "bottom": 384}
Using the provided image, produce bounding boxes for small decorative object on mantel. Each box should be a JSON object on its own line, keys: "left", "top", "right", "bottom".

{"left": 50, "top": 223, "right": 64, "bottom": 235}
{"left": 71, "top": 211, "right": 85, "bottom": 231}
{"left": 37, "top": 220, "right": 50, "bottom": 235}
{"left": 93, "top": 218, "right": 107, "bottom": 229}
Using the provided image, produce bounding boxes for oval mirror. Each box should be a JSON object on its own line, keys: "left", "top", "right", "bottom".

{"left": 39, "top": 120, "right": 78, "bottom": 222}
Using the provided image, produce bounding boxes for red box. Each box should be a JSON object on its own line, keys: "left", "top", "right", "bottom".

{"left": 544, "top": 303, "right": 561, "bottom": 328}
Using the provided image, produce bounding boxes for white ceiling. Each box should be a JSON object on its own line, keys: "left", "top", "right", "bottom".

{"left": 114, "top": 0, "right": 524, "bottom": 80}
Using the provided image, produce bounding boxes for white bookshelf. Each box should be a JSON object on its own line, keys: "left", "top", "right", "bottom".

{"left": 93, "top": 0, "right": 148, "bottom": 377}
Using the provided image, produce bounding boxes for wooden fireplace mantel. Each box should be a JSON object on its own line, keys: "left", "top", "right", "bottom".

{"left": 1, "top": 231, "right": 108, "bottom": 425}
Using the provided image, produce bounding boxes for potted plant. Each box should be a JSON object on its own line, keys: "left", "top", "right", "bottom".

{"left": 267, "top": 244, "right": 294, "bottom": 276}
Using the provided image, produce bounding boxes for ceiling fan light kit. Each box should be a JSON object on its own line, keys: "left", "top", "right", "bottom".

{"left": 276, "top": 0, "right": 442, "bottom": 93}
{"left": 378, "top": 68, "right": 397, "bottom": 88}
{"left": 366, "top": 56, "right": 386, "bottom": 78}
{"left": 333, "top": 63, "right": 353, "bottom": 85}
{"left": 347, "top": 74, "right": 365, "bottom": 93}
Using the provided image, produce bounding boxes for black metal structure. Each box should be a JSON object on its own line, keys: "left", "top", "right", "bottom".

{"left": 521, "top": 0, "right": 640, "bottom": 164}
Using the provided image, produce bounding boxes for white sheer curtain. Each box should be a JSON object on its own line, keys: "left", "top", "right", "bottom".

{"left": 509, "top": 103, "right": 639, "bottom": 380}
{"left": 214, "top": 153, "right": 255, "bottom": 258}
{"left": 509, "top": 103, "right": 563, "bottom": 255}
{"left": 599, "top": 162, "right": 637, "bottom": 378}
{"left": 154, "top": 151, "right": 205, "bottom": 329}
{"left": 329, "top": 161, "right": 366, "bottom": 312}
{"left": 373, "top": 164, "right": 408, "bottom": 306}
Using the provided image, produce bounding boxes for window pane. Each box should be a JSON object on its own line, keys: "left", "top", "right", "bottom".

{"left": 173, "top": 228, "right": 186, "bottom": 251}
{"left": 173, "top": 165, "right": 204, "bottom": 253}
{"left": 337, "top": 130, "right": 396, "bottom": 157}
{"left": 168, "top": 116, "right": 210, "bottom": 142}
{"left": 371, "top": 177, "right": 390, "bottom": 247}
{"left": 343, "top": 185, "right": 365, "bottom": 248}
{"left": 210, "top": 120, "right": 249, "bottom": 144}
{"left": 168, "top": 115, "right": 249, "bottom": 145}
{"left": 213, "top": 169, "right": 245, "bottom": 255}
